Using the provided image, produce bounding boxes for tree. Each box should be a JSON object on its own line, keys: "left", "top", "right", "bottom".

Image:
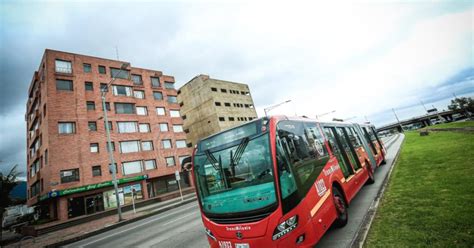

{"left": 448, "top": 97, "right": 474, "bottom": 114}
{"left": 0, "top": 164, "right": 21, "bottom": 244}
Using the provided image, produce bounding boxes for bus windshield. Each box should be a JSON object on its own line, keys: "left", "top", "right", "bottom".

{"left": 193, "top": 122, "right": 276, "bottom": 216}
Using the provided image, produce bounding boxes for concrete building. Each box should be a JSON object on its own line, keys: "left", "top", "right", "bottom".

{"left": 177, "top": 74, "right": 258, "bottom": 146}
{"left": 25, "top": 49, "right": 193, "bottom": 221}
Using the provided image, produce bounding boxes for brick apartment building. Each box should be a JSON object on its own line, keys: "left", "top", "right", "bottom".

{"left": 177, "top": 74, "right": 258, "bottom": 146}
{"left": 26, "top": 49, "right": 193, "bottom": 221}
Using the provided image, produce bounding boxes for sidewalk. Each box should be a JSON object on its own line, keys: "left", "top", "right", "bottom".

{"left": 5, "top": 193, "right": 197, "bottom": 248}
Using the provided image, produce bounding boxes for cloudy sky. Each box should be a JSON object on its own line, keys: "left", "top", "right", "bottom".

{"left": 0, "top": 0, "right": 473, "bottom": 175}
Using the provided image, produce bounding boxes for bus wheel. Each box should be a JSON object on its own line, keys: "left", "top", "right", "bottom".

{"left": 366, "top": 164, "right": 375, "bottom": 185}
{"left": 332, "top": 187, "right": 348, "bottom": 228}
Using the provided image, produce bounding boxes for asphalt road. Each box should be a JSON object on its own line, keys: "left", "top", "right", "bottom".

{"left": 66, "top": 134, "right": 403, "bottom": 248}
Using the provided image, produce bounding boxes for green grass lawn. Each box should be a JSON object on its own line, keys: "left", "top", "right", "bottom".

{"left": 424, "top": 120, "right": 474, "bottom": 129}
{"left": 365, "top": 129, "right": 474, "bottom": 247}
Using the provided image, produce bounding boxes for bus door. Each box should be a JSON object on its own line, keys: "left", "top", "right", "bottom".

{"left": 345, "top": 127, "right": 367, "bottom": 168}
{"left": 363, "top": 127, "right": 383, "bottom": 165}
{"left": 323, "top": 127, "right": 358, "bottom": 201}
{"left": 371, "top": 126, "right": 385, "bottom": 155}
{"left": 335, "top": 127, "right": 366, "bottom": 196}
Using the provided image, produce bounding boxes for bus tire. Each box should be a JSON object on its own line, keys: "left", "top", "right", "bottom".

{"left": 332, "top": 187, "right": 348, "bottom": 228}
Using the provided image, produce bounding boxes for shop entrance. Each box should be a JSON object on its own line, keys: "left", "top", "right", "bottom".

{"left": 85, "top": 194, "right": 104, "bottom": 215}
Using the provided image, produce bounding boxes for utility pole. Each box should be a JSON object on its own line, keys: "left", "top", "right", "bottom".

{"left": 392, "top": 108, "right": 404, "bottom": 132}
{"left": 102, "top": 62, "right": 130, "bottom": 222}
{"left": 420, "top": 100, "right": 428, "bottom": 113}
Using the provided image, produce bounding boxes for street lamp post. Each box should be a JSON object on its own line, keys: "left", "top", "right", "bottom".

{"left": 264, "top": 100, "right": 292, "bottom": 117}
{"left": 101, "top": 62, "right": 130, "bottom": 222}
{"left": 315, "top": 110, "right": 336, "bottom": 120}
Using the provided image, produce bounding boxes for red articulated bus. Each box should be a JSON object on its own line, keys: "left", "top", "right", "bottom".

{"left": 191, "top": 116, "right": 383, "bottom": 248}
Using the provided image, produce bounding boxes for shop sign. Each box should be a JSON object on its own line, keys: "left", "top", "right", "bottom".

{"left": 39, "top": 174, "right": 147, "bottom": 201}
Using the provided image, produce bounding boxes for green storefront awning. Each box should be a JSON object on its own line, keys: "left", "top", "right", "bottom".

{"left": 39, "top": 174, "right": 148, "bottom": 201}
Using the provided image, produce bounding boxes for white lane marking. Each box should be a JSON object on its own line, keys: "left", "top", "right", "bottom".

{"left": 161, "top": 211, "right": 199, "bottom": 227}
{"left": 76, "top": 203, "right": 199, "bottom": 248}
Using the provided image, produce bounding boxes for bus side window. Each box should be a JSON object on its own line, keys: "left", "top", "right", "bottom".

{"left": 324, "top": 127, "right": 352, "bottom": 178}
{"left": 277, "top": 121, "right": 327, "bottom": 199}
{"left": 276, "top": 137, "right": 298, "bottom": 199}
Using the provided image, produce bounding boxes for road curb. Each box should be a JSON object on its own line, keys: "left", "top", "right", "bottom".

{"left": 45, "top": 196, "right": 197, "bottom": 248}
{"left": 350, "top": 134, "right": 405, "bottom": 248}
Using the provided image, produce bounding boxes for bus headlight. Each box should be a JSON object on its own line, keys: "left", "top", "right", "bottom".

{"left": 205, "top": 228, "right": 217, "bottom": 241}
{"left": 272, "top": 215, "right": 298, "bottom": 240}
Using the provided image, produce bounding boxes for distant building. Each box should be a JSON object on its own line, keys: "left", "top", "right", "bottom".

{"left": 25, "top": 49, "right": 193, "bottom": 221}
{"left": 177, "top": 74, "right": 258, "bottom": 146}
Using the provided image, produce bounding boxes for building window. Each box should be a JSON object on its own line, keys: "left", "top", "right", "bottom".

{"left": 60, "top": 169, "right": 80, "bottom": 183}
{"left": 229, "top": 117, "right": 235, "bottom": 121}
{"left": 86, "top": 101, "right": 96, "bottom": 110}
{"left": 30, "top": 182, "right": 40, "bottom": 197}
{"left": 98, "top": 65, "right": 106, "bottom": 74}
{"left": 170, "top": 110, "right": 180, "bottom": 117}
{"left": 215, "top": 102, "right": 221, "bottom": 106}
{"left": 110, "top": 68, "right": 130, "bottom": 79}
{"left": 120, "top": 140, "right": 140, "bottom": 153}
{"left": 92, "top": 165, "right": 101, "bottom": 177}
{"left": 122, "top": 161, "right": 142, "bottom": 175}
{"left": 167, "top": 96, "right": 177, "bottom": 103}
{"left": 88, "top": 121, "right": 97, "bottom": 131}
{"left": 106, "top": 142, "right": 115, "bottom": 152}
{"left": 103, "top": 102, "right": 111, "bottom": 111}
{"left": 44, "top": 149, "right": 48, "bottom": 165}
{"left": 164, "top": 82, "right": 174, "bottom": 89}
{"left": 105, "top": 121, "right": 113, "bottom": 131}
{"left": 141, "top": 141, "right": 153, "bottom": 151}
{"left": 136, "top": 106, "right": 148, "bottom": 116}
{"left": 85, "top": 82, "right": 93, "bottom": 91}
{"left": 134, "top": 90, "right": 145, "bottom": 99}
{"left": 83, "top": 63, "right": 92, "bottom": 73}
{"left": 131, "top": 74, "right": 143, "bottom": 85}
{"left": 153, "top": 91, "right": 163, "bottom": 100}
{"left": 117, "top": 121, "right": 138, "bottom": 133}
{"left": 224, "top": 102, "right": 231, "bottom": 107}
{"left": 176, "top": 140, "right": 187, "bottom": 148}
{"left": 139, "top": 123, "right": 150, "bottom": 133}
{"left": 90, "top": 143, "right": 99, "bottom": 153}
{"left": 221, "top": 89, "right": 227, "bottom": 93}
{"left": 184, "top": 129, "right": 189, "bottom": 133}
{"left": 58, "top": 122, "right": 75, "bottom": 134}
{"left": 55, "top": 60, "right": 72, "bottom": 74}
{"left": 100, "top": 83, "right": 108, "bottom": 92}
{"left": 159, "top": 123, "right": 169, "bottom": 132}
{"left": 115, "top": 103, "right": 135, "bottom": 114}
{"left": 165, "top": 157, "right": 175, "bottom": 167}
{"left": 172, "top": 125, "right": 183, "bottom": 132}
{"left": 182, "top": 115, "right": 187, "bottom": 120}
{"left": 144, "top": 160, "right": 156, "bottom": 170}
{"left": 219, "top": 117, "right": 225, "bottom": 121}
{"left": 109, "top": 163, "right": 118, "bottom": 174}
{"left": 156, "top": 107, "right": 165, "bottom": 116}
{"left": 151, "top": 77, "right": 160, "bottom": 87}
{"left": 179, "top": 102, "right": 184, "bottom": 107}
{"left": 162, "top": 139, "right": 172, "bottom": 149}
{"left": 211, "top": 87, "right": 217, "bottom": 92}
{"left": 56, "top": 79, "right": 73, "bottom": 91}
{"left": 249, "top": 104, "right": 254, "bottom": 108}
{"left": 113, "top": 85, "right": 133, "bottom": 96}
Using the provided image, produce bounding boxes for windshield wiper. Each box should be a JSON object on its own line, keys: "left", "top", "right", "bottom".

{"left": 230, "top": 137, "right": 250, "bottom": 176}
{"left": 205, "top": 150, "right": 219, "bottom": 171}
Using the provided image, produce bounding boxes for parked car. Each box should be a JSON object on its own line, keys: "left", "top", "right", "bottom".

{"left": 2, "top": 205, "right": 38, "bottom": 231}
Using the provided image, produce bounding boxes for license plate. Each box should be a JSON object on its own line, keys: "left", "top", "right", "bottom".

{"left": 235, "top": 244, "right": 249, "bottom": 248}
